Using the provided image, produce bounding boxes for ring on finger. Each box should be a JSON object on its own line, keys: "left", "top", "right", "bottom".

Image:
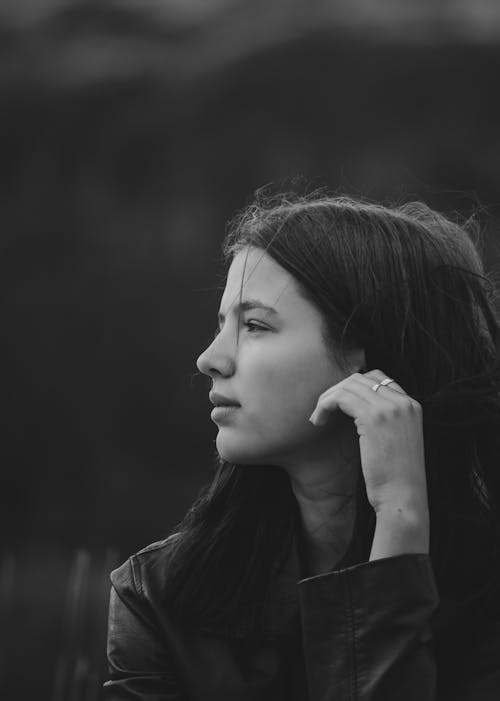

{"left": 371, "top": 377, "right": 396, "bottom": 393}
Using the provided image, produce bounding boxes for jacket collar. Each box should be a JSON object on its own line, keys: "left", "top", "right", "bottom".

{"left": 198, "top": 532, "right": 302, "bottom": 640}
{"left": 198, "top": 526, "right": 366, "bottom": 641}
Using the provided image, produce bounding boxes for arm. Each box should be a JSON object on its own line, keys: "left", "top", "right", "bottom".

{"left": 298, "top": 552, "right": 439, "bottom": 701}
{"left": 306, "top": 372, "right": 500, "bottom": 698}
{"left": 104, "top": 558, "right": 186, "bottom": 700}
{"left": 299, "top": 532, "right": 500, "bottom": 700}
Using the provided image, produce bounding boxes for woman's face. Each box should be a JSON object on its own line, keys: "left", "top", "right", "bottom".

{"left": 196, "top": 247, "right": 360, "bottom": 466}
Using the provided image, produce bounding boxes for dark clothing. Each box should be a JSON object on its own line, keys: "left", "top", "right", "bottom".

{"left": 104, "top": 535, "right": 500, "bottom": 700}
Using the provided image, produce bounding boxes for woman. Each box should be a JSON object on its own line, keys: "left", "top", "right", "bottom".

{"left": 104, "top": 191, "right": 500, "bottom": 700}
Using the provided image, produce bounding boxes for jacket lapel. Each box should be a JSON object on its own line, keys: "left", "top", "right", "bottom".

{"left": 199, "top": 534, "right": 303, "bottom": 640}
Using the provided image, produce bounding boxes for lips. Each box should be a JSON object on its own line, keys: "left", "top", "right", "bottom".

{"left": 209, "top": 391, "right": 240, "bottom": 407}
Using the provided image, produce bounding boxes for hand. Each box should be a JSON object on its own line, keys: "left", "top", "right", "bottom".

{"left": 309, "top": 370, "right": 428, "bottom": 518}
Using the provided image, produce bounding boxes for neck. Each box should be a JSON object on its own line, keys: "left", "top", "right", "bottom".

{"left": 284, "top": 421, "right": 360, "bottom": 577}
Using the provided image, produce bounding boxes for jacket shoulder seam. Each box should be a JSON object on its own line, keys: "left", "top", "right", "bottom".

{"left": 130, "top": 555, "right": 144, "bottom": 597}
{"left": 134, "top": 533, "right": 181, "bottom": 559}
{"left": 129, "top": 533, "right": 181, "bottom": 597}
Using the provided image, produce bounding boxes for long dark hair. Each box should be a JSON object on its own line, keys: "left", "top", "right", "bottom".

{"left": 164, "top": 189, "right": 500, "bottom": 633}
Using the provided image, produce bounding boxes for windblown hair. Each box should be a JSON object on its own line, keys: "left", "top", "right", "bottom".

{"left": 164, "top": 189, "right": 500, "bottom": 633}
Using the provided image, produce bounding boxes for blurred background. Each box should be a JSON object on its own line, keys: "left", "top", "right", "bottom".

{"left": 2, "top": 0, "right": 500, "bottom": 698}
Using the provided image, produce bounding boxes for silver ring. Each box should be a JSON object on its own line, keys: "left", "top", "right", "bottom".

{"left": 371, "top": 377, "right": 395, "bottom": 393}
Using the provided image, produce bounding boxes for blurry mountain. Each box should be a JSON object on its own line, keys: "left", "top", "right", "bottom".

{"left": 1, "top": 0, "right": 500, "bottom": 88}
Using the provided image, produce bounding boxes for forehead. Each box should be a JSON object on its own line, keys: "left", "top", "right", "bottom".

{"left": 221, "top": 248, "right": 297, "bottom": 312}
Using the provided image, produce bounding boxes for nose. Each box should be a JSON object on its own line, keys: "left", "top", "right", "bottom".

{"left": 196, "top": 331, "right": 236, "bottom": 379}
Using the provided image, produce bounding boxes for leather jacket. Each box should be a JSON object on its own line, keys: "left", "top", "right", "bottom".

{"left": 104, "top": 535, "right": 500, "bottom": 700}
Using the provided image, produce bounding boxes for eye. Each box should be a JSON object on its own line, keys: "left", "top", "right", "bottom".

{"left": 244, "top": 321, "right": 266, "bottom": 333}
{"left": 212, "top": 319, "right": 267, "bottom": 339}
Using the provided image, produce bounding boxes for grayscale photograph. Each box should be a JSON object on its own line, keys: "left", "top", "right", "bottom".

{"left": 2, "top": 1, "right": 500, "bottom": 699}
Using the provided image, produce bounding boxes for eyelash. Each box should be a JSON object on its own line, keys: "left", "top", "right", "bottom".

{"left": 213, "top": 321, "right": 266, "bottom": 338}
{"left": 244, "top": 321, "right": 265, "bottom": 333}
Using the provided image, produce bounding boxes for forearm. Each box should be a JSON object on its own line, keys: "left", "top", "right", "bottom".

{"left": 370, "top": 501, "right": 430, "bottom": 561}
{"left": 299, "top": 553, "right": 439, "bottom": 700}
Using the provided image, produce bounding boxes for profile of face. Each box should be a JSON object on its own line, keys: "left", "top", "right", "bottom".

{"left": 196, "top": 247, "right": 364, "bottom": 468}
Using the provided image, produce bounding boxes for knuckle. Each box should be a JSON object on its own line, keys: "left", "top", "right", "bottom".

{"left": 316, "top": 395, "right": 329, "bottom": 408}
{"left": 410, "top": 398, "right": 422, "bottom": 413}
{"left": 377, "top": 401, "right": 402, "bottom": 421}
{"left": 389, "top": 403, "right": 403, "bottom": 418}
{"left": 372, "top": 408, "right": 388, "bottom": 425}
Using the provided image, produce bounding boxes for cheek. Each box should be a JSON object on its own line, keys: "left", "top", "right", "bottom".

{"left": 248, "top": 348, "right": 338, "bottom": 426}
{"left": 214, "top": 344, "right": 342, "bottom": 463}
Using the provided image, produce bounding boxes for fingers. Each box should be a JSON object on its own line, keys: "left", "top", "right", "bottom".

{"left": 364, "top": 370, "right": 406, "bottom": 396}
{"left": 309, "top": 370, "right": 416, "bottom": 427}
{"left": 309, "top": 383, "right": 368, "bottom": 426}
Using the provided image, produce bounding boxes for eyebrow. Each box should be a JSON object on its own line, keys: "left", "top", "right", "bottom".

{"left": 217, "top": 299, "right": 279, "bottom": 325}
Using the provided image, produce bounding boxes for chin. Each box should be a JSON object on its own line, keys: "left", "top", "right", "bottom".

{"left": 215, "top": 433, "right": 278, "bottom": 465}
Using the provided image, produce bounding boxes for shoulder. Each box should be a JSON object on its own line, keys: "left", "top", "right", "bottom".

{"left": 110, "top": 532, "right": 182, "bottom": 601}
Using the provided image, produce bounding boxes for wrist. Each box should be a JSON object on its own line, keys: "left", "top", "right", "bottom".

{"left": 375, "top": 497, "right": 429, "bottom": 522}
{"left": 370, "top": 504, "right": 430, "bottom": 561}
{"left": 373, "top": 488, "right": 429, "bottom": 520}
